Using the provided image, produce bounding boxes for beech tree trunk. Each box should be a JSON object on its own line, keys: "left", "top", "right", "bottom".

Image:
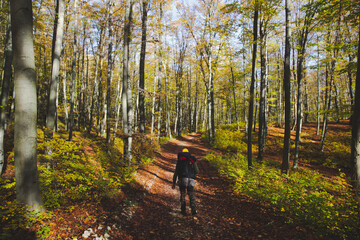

{"left": 277, "top": 51, "right": 282, "bottom": 128}
{"left": 247, "top": 0, "right": 258, "bottom": 169}
{"left": 282, "top": 0, "right": 291, "bottom": 175}
{"left": 68, "top": 0, "right": 78, "bottom": 142}
{"left": 106, "top": 0, "right": 114, "bottom": 144}
{"left": 122, "top": 0, "right": 134, "bottom": 163}
{"left": 139, "top": 0, "right": 148, "bottom": 134}
{"left": 11, "top": 0, "right": 44, "bottom": 210}
{"left": 351, "top": 26, "right": 360, "bottom": 188}
{"left": 230, "top": 66, "right": 239, "bottom": 130}
{"left": 258, "top": 19, "right": 267, "bottom": 162}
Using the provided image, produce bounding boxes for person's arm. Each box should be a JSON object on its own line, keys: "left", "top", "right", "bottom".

{"left": 172, "top": 159, "right": 179, "bottom": 189}
{"left": 193, "top": 162, "right": 199, "bottom": 175}
{"left": 190, "top": 155, "right": 199, "bottom": 175}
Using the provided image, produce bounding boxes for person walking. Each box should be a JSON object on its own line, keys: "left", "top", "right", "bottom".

{"left": 172, "top": 148, "right": 199, "bottom": 216}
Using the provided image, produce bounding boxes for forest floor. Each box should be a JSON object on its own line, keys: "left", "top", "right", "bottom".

{"left": 88, "top": 133, "right": 318, "bottom": 240}
{"left": 8, "top": 121, "right": 352, "bottom": 239}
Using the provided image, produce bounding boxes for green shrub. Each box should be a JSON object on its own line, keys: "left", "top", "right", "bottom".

{"left": 204, "top": 125, "right": 360, "bottom": 238}
{"left": 212, "top": 127, "right": 247, "bottom": 153}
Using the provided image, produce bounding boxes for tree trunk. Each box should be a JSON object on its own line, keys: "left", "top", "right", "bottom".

{"left": 349, "top": 54, "right": 354, "bottom": 124}
{"left": 258, "top": 19, "right": 267, "bottom": 162}
{"left": 317, "top": 39, "right": 321, "bottom": 135}
{"left": 122, "top": 0, "right": 134, "bottom": 163}
{"left": 164, "top": 60, "right": 172, "bottom": 138}
{"left": 68, "top": 0, "right": 78, "bottom": 142}
{"left": 230, "top": 66, "right": 239, "bottom": 130}
{"left": 151, "top": 73, "right": 157, "bottom": 135}
{"left": 106, "top": 0, "right": 114, "bottom": 144}
{"left": 247, "top": 1, "right": 258, "bottom": 169}
{"left": 282, "top": 0, "right": 291, "bottom": 175}
{"left": 11, "top": 0, "right": 44, "bottom": 210}
{"left": 46, "top": 0, "right": 65, "bottom": 134}
{"left": 351, "top": 26, "right": 360, "bottom": 188}
{"left": 0, "top": 5, "right": 12, "bottom": 175}
{"left": 139, "top": 0, "right": 148, "bottom": 134}
{"left": 62, "top": 61, "right": 68, "bottom": 130}
{"left": 278, "top": 52, "right": 283, "bottom": 128}
{"left": 157, "top": 3, "right": 163, "bottom": 143}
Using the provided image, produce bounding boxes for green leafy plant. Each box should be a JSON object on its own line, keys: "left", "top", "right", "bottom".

{"left": 204, "top": 126, "right": 360, "bottom": 238}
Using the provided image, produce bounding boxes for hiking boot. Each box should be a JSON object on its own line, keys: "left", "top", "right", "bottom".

{"left": 181, "top": 209, "right": 187, "bottom": 216}
{"left": 191, "top": 208, "right": 197, "bottom": 215}
{"left": 181, "top": 205, "right": 187, "bottom": 216}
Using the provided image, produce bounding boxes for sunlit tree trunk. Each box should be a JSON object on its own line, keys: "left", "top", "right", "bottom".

{"left": 258, "top": 18, "right": 268, "bottom": 162}
{"left": 139, "top": 0, "right": 148, "bottom": 134}
{"left": 230, "top": 66, "right": 239, "bottom": 130}
{"left": 122, "top": 0, "right": 134, "bottom": 163}
{"left": 68, "top": 0, "right": 78, "bottom": 142}
{"left": 247, "top": 0, "right": 258, "bottom": 169}
{"left": 46, "top": 0, "right": 65, "bottom": 134}
{"left": 282, "top": 0, "right": 291, "bottom": 175}
{"left": 12, "top": 0, "right": 44, "bottom": 210}
{"left": 106, "top": 0, "right": 114, "bottom": 144}
{"left": 277, "top": 50, "right": 282, "bottom": 128}
{"left": 321, "top": 15, "right": 341, "bottom": 151}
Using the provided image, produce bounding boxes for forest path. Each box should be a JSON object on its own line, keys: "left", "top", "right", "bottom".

{"left": 119, "top": 133, "right": 314, "bottom": 239}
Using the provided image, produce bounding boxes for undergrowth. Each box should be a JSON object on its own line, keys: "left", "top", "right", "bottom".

{"left": 0, "top": 128, "right": 159, "bottom": 239}
{"left": 204, "top": 125, "right": 360, "bottom": 239}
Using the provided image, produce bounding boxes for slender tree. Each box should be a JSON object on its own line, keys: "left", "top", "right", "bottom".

{"left": 247, "top": 0, "right": 258, "bottom": 169}
{"left": 139, "top": 0, "right": 148, "bottom": 134}
{"left": 106, "top": 0, "right": 114, "bottom": 144}
{"left": 44, "top": 0, "right": 66, "bottom": 168}
{"left": 122, "top": 0, "right": 134, "bottom": 162}
{"left": 11, "top": 0, "right": 44, "bottom": 210}
{"left": 293, "top": 0, "right": 317, "bottom": 168}
{"left": 282, "top": 0, "right": 291, "bottom": 175}
{"left": 68, "top": 0, "right": 78, "bottom": 141}
{"left": 258, "top": 9, "right": 268, "bottom": 162}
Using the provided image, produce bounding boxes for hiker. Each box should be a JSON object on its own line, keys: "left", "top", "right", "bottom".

{"left": 172, "top": 148, "right": 199, "bottom": 215}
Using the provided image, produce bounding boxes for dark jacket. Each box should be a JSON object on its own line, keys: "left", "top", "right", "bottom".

{"left": 173, "top": 152, "right": 199, "bottom": 184}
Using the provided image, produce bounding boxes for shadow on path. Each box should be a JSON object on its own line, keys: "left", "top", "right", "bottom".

{"left": 119, "top": 133, "right": 316, "bottom": 240}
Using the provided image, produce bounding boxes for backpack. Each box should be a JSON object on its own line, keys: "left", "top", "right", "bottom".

{"left": 177, "top": 152, "right": 199, "bottom": 178}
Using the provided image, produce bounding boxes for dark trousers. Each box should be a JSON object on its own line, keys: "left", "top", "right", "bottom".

{"left": 179, "top": 178, "right": 196, "bottom": 211}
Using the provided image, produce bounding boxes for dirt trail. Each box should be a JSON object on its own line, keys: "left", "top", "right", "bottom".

{"left": 119, "top": 133, "right": 314, "bottom": 239}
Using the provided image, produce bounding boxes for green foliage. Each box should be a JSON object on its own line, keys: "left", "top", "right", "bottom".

{"left": 159, "top": 136, "right": 171, "bottom": 146}
{"left": 212, "top": 125, "right": 247, "bottom": 153}
{"left": 36, "top": 131, "right": 159, "bottom": 209}
{"left": 204, "top": 126, "right": 360, "bottom": 238}
{"left": 1, "top": 128, "right": 159, "bottom": 239}
{"left": 37, "top": 134, "right": 116, "bottom": 208}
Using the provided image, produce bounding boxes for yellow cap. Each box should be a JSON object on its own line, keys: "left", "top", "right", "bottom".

{"left": 182, "top": 148, "right": 189, "bottom": 153}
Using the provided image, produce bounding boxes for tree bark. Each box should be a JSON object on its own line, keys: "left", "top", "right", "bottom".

{"left": 317, "top": 38, "right": 321, "bottom": 135}
{"left": 139, "top": 0, "right": 148, "bottom": 133}
{"left": 351, "top": 26, "right": 360, "bottom": 188}
{"left": 11, "top": 0, "right": 44, "bottom": 210}
{"left": 68, "top": 0, "right": 78, "bottom": 142}
{"left": 282, "top": 0, "right": 291, "bottom": 175}
{"left": 230, "top": 66, "right": 239, "bottom": 130}
{"left": 106, "top": 0, "right": 114, "bottom": 144}
{"left": 277, "top": 50, "right": 282, "bottom": 128}
{"left": 247, "top": 0, "right": 258, "bottom": 169}
{"left": 46, "top": 0, "right": 65, "bottom": 133}
{"left": 258, "top": 18, "right": 267, "bottom": 162}
{"left": 122, "top": 0, "right": 134, "bottom": 163}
